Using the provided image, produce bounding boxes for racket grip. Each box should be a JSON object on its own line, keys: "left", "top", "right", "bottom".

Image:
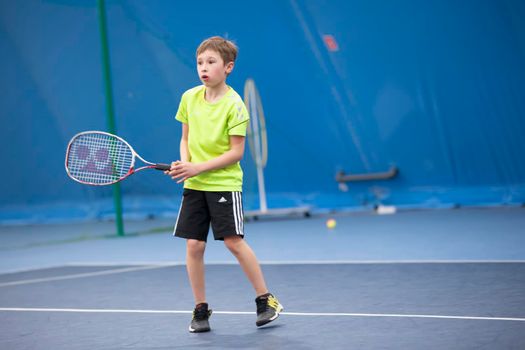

{"left": 155, "top": 163, "right": 171, "bottom": 171}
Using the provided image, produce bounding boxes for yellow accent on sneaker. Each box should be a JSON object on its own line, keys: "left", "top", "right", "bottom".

{"left": 268, "top": 295, "right": 283, "bottom": 311}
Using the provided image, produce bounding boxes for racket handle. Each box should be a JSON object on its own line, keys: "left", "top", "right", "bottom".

{"left": 155, "top": 163, "right": 171, "bottom": 171}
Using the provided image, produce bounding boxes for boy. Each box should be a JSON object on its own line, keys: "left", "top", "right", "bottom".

{"left": 166, "top": 36, "right": 283, "bottom": 333}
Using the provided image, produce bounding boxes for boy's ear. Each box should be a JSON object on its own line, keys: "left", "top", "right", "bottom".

{"left": 225, "top": 61, "right": 234, "bottom": 74}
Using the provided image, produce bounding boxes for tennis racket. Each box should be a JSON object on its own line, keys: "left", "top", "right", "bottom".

{"left": 65, "top": 130, "right": 171, "bottom": 186}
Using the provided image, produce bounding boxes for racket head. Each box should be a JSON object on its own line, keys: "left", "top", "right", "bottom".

{"left": 65, "top": 131, "right": 136, "bottom": 186}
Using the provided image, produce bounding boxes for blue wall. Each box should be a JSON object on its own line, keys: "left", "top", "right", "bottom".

{"left": 1, "top": 0, "right": 524, "bottom": 223}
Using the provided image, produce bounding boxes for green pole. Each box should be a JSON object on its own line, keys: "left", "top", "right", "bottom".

{"left": 97, "top": 0, "right": 125, "bottom": 237}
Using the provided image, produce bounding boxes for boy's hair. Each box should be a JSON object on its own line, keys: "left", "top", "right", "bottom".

{"left": 196, "top": 36, "right": 238, "bottom": 64}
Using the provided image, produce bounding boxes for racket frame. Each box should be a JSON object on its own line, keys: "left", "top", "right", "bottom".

{"left": 65, "top": 130, "right": 170, "bottom": 186}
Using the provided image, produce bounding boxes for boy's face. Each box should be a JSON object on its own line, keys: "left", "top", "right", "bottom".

{"left": 197, "top": 49, "right": 233, "bottom": 88}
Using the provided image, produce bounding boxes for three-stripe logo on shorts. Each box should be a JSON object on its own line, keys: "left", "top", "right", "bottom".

{"left": 231, "top": 192, "right": 244, "bottom": 236}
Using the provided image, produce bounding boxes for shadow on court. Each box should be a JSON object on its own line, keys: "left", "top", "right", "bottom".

{"left": 1, "top": 263, "right": 525, "bottom": 349}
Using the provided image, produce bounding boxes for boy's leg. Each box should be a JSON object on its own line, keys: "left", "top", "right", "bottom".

{"left": 207, "top": 191, "right": 267, "bottom": 293}
{"left": 207, "top": 191, "right": 283, "bottom": 326}
{"left": 174, "top": 189, "right": 211, "bottom": 304}
{"left": 186, "top": 239, "right": 212, "bottom": 333}
{"left": 223, "top": 236, "right": 268, "bottom": 296}
{"left": 173, "top": 189, "right": 212, "bottom": 332}
{"left": 186, "top": 239, "right": 207, "bottom": 304}
{"left": 224, "top": 236, "right": 283, "bottom": 326}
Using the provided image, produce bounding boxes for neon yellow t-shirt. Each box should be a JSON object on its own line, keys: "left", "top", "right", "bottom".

{"left": 175, "top": 85, "right": 249, "bottom": 191}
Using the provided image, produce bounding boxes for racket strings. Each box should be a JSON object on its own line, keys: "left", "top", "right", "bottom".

{"left": 67, "top": 133, "right": 133, "bottom": 185}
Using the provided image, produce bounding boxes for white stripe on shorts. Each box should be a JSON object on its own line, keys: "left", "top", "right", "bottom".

{"left": 172, "top": 195, "right": 184, "bottom": 236}
{"left": 232, "top": 192, "right": 244, "bottom": 236}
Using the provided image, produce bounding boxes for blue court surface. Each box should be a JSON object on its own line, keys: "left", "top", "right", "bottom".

{"left": 1, "top": 207, "right": 525, "bottom": 349}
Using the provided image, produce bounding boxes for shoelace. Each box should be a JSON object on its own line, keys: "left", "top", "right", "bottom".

{"left": 193, "top": 306, "right": 210, "bottom": 320}
{"left": 256, "top": 297, "right": 268, "bottom": 314}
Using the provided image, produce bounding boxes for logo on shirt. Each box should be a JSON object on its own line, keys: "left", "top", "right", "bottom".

{"left": 234, "top": 100, "right": 247, "bottom": 121}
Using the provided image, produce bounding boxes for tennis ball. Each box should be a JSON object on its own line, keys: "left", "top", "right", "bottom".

{"left": 326, "top": 218, "right": 336, "bottom": 229}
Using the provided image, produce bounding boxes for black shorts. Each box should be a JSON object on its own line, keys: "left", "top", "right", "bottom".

{"left": 173, "top": 189, "right": 245, "bottom": 242}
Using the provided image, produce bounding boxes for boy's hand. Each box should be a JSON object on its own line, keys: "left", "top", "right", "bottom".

{"left": 163, "top": 161, "right": 178, "bottom": 175}
{"left": 167, "top": 161, "right": 201, "bottom": 183}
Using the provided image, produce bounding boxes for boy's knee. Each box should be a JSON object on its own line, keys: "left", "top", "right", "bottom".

{"left": 187, "top": 239, "right": 206, "bottom": 257}
{"left": 224, "top": 236, "right": 243, "bottom": 254}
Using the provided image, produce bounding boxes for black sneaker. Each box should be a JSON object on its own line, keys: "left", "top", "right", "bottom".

{"left": 189, "top": 303, "right": 212, "bottom": 333}
{"left": 255, "top": 293, "right": 283, "bottom": 327}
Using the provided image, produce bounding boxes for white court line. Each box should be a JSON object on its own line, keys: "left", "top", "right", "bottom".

{"left": 0, "top": 265, "right": 168, "bottom": 287}
{"left": 255, "top": 260, "right": 525, "bottom": 265}
{"left": 66, "top": 260, "right": 525, "bottom": 266}
{"left": 0, "top": 307, "right": 524, "bottom": 322}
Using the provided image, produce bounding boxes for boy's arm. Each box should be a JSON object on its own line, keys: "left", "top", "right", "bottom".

{"left": 168, "top": 135, "right": 245, "bottom": 183}
{"left": 197, "top": 135, "right": 245, "bottom": 172}
{"left": 179, "top": 123, "right": 190, "bottom": 162}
